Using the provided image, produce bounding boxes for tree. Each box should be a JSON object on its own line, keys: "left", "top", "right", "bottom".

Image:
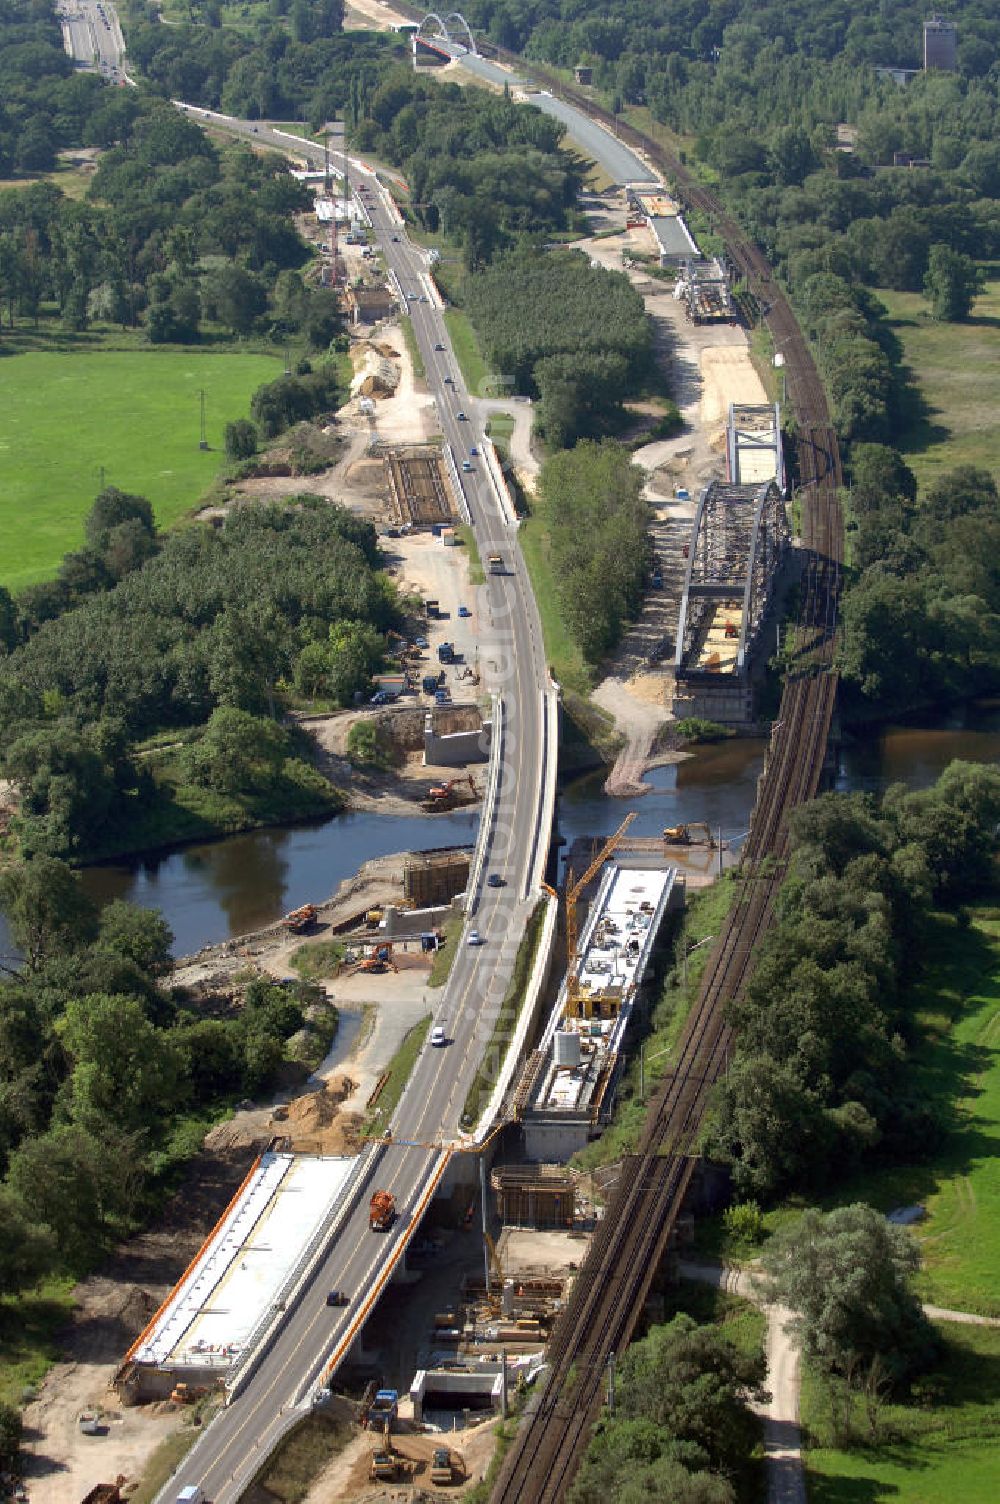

{"left": 0, "top": 857, "right": 98, "bottom": 971}
{"left": 225, "top": 418, "right": 258, "bottom": 461}
{"left": 0, "top": 1399, "right": 22, "bottom": 1473}
{"left": 923, "top": 244, "right": 983, "bottom": 322}
{"left": 0, "top": 585, "right": 17, "bottom": 652}
{"left": 0, "top": 1188, "right": 56, "bottom": 1293}
{"left": 58, "top": 992, "right": 184, "bottom": 1135}
{"left": 85, "top": 488, "right": 155, "bottom": 552}
{"left": 6, "top": 1123, "right": 140, "bottom": 1265}
{"left": 763, "top": 1204, "right": 938, "bottom": 1386}
{"left": 96, "top": 900, "right": 174, "bottom": 978}
{"left": 182, "top": 706, "right": 290, "bottom": 795}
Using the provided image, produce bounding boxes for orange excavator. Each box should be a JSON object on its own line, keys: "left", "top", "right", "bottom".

{"left": 421, "top": 774, "right": 478, "bottom": 812}
{"left": 283, "top": 903, "right": 318, "bottom": 934}
{"left": 351, "top": 944, "right": 398, "bottom": 975}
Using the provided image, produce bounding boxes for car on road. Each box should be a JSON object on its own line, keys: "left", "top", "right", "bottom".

{"left": 467, "top": 928, "right": 484, "bottom": 946}
{"left": 487, "top": 873, "right": 505, "bottom": 888}
{"left": 325, "top": 1289, "right": 350, "bottom": 1306}
{"left": 444, "top": 375, "right": 454, "bottom": 384}
{"left": 430, "top": 1025, "right": 447, "bottom": 1047}
{"left": 462, "top": 460, "right": 472, "bottom": 472}
{"left": 434, "top": 342, "right": 445, "bottom": 351}
{"left": 457, "top": 411, "right": 468, "bottom": 421}
{"left": 391, "top": 234, "right": 399, "bottom": 242}
{"left": 458, "top": 605, "right": 471, "bottom": 617}
{"left": 470, "top": 445, "right": 479, "bottom": 456}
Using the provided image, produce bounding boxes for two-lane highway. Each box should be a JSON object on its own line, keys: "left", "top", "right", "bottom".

{"left": 154, "top": 133, "right": 553, "bottom": 1504}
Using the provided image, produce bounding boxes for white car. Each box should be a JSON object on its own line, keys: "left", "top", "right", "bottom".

{"left": 467, "top": 929, "right": 484, "bottom": 946}
{"left": 430, "top": 1025, "right": 447, "bottom": 1047}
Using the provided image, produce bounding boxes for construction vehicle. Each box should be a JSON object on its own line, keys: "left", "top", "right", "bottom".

{"left": 169, "top": 1382, "right": 207, "bottom": 1406}
{"left": 282, "top": 903, "right": 317, "bottom": 934}
{"left": 352, "top": 944, "right": 397, "bottom": 975}
{"left": 724, "top": 621, "right": 739, "bottom": 639}
{"left": 563, "top": 814, "right": 637, "bottom": 1019}
{"left": 663, "top": 822, "right": 716, "bottom": 847}
{"left": 369, "top": 1387, "right": 398, "bottom": 1425}
{"left": 370, "top": 1190, "right": 396, "bottom": 1231}
{"left": 437, "top": 641, "right": 455, "bottom": 663}
{"left": 423, "top": 672, "right": 443, "bottom": 694}
{"left": 430, "top": 1447, "right": 455, "bottom": 1485}
{"left": 365, "top": 908, "right": 384, "bottom": 929}
{"left": 370, "top": 1448, "right": 397, "bottom": 1482}
{"left": 421, "top": 775, "right": 477, "bottom": 812}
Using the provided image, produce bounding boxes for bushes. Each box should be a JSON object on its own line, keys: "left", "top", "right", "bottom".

{"left": 707, "top": 765, "right": 1000, "bottom": 1199}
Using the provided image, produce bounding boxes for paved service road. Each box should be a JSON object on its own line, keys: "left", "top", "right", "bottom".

{"left": 156, "top": 120, "right": 553, "bottom": 1504}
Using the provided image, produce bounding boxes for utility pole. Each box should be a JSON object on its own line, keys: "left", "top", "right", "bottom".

{"left": 198, "top": 389, "right": 208, "bottom": 450}
{"left": 501, "top": 1346, "right": 508, "bottom": 1419}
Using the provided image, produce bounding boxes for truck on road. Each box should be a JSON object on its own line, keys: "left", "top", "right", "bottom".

{"left": 488, "top": 554, "right": 506, "bottom": 575}
{"left": 369, "top": 1190, "right": 396, "bottom": 1231}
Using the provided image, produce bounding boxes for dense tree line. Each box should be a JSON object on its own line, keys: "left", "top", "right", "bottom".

{"left": 570, "top": 1311, "right": 766, "bottom": 1504}
{"left": 120, "top": 2, "right": 394, "bottom": 121}
{"left": 0, "top": 856, "right": 337, "bottom": 1286}
{"left": 352, "top": 71, "right": 582, "bottom": 270}
{"left": 0, "top": 2, "right": 345, "bottom": 346}
{"left": 535, "top": 442, "right": 651, "bottom": 661}
{"left": 466, "top": 249, "right": 651, "bottom": 446}
{"left": 0, "top": 495, "right": 398, "bottom": 853}
{"left": 706, "top": 762, "right": 1000, "bottom": 1200}
{"left": 840, "top": 457, "right": 1000, "bottom": 713}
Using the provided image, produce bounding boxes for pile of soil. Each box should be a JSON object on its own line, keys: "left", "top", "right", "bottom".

{"left": 276, "top": 1075, "right": 365, "bottom": 1155}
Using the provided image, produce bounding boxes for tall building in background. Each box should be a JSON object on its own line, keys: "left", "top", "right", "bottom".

{"left": 923, "top": 14, "right": 958, "bottom": 70}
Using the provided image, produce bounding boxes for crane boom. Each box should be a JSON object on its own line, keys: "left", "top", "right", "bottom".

{"left": 564, "top": 812, "right": 637, "bottom": 1014}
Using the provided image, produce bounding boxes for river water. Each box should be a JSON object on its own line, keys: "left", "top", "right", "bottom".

{"left": 1, "top": 712, "right": 998, "bottom": 962}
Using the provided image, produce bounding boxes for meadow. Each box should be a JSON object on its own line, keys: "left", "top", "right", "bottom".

{"left": 876, "top": 276, "right": 1000, "bottom": 489}
{"left": 0, "top": 348, "right": 282, "bottom": 589}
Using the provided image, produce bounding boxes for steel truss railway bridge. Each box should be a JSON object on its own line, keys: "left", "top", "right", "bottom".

{"left": 674, "top": 479, "right": 790, "bottom": 724}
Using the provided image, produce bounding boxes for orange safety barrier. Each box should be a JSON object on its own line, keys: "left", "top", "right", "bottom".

{"left": 117, "top": 1150, "right": 266, "bottom": 1370}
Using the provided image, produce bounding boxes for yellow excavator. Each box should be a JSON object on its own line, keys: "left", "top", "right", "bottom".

{"left": 663, "top": 822, "right": 716, "bottom": 847}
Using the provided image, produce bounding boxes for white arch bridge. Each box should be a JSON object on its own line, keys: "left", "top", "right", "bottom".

{"left": 413, "top": 12, "right": 478, "bottom": 59}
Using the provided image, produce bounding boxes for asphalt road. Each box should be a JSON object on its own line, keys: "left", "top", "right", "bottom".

{"left": 428, "top": 45, "right": 657, "bottom": 185}
{"left": 155, "top": 125, "right": 552, "bottom": 1504}
{"left": 57, "top": 0, "right": 124, "bottom": 76}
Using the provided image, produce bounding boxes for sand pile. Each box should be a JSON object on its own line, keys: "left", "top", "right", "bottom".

{"left": 275, "top": 1076, "right": 365, "bottom": 1155}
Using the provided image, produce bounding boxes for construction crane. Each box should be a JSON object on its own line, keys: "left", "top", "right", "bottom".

{"left": 563, "top": 812, "right": 636, "bottom": 1018}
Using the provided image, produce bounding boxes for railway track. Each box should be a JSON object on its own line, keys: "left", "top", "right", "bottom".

{"left": 490, "top": 82, "right": 845, "bottom": 1504}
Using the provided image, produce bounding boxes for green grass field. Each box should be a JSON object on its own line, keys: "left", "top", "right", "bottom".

{"left": 443, "top": 309, "right": 490, "bottom": 396}
{"left": 801, "top": 1322, "right": 1000, "bottom": 1504}
{"left": 0, "top": 348, "right": 282, "bottom": 589}
{"left": 875, "top": 278, "right": 1000, "bottom": 488}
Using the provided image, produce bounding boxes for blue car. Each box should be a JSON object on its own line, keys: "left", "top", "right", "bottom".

{"left": 458, "top": 605, "right": 471, "bottom": 618}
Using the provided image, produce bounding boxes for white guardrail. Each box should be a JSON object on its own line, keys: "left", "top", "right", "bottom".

{"left": 469, "top": 888, "right": 558, "bottom": 1140}
{"left": 443, "top": 442, "right": 472, "bottom": 525}
{"left": 526, "top": 685, "right": 560, "bottom": 900}
{"left": 481, "top": 437, "right": 519, "bottom": 529}
{"left": 465, "top": 691, "right": 503, "bottom": 915}
{"left": 225, "top": 1142, "right": 384, "bottom": 1402}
